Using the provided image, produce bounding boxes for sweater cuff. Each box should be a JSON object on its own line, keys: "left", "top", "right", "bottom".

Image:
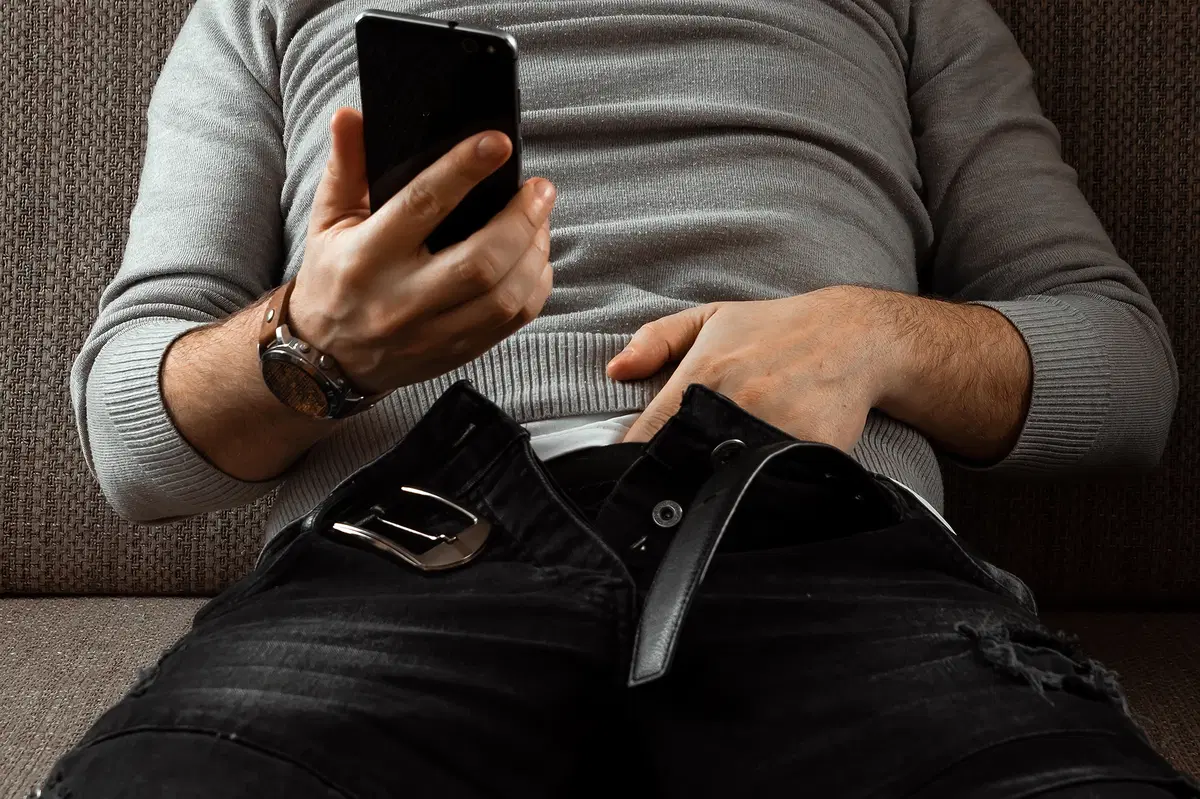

{"left": 963, "top": 296, "right": 1110, "bottom": 473}
{"left": 93, "top": 318, "right": 281, "bottom": 520}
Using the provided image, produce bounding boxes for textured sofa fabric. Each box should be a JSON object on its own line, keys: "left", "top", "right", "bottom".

{"left": 0, "top": 0, "right": 1196, "bottom": 792}
{"left": 0, "top": 0, "right": 271, "bottom": 598}
{"left": 0, "top": 598, "right": 206, "bottom": 799}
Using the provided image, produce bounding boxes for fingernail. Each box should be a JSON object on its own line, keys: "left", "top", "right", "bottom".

{"left": 477, "top": 134, "right": 505, "bottom": 159}
{"left": 539, "top": 180, "right": 556, "bottom": 204}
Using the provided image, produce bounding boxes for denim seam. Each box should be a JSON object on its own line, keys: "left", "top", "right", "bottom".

{"left": 899, "top": 726, "right": 1193, "bottom": 799}
{"left": 515, "top": 440, "right": 636, "bottom": 584}
{"left": 55, "top": 725, "right": 357, "bottom": 799}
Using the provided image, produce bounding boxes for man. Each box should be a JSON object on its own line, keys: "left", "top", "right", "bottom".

{"left": 48, "top": 0, "right": 1192, "bottom": 794}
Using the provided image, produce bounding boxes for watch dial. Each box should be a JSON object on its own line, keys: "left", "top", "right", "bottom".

{"left": 263, "top": 359, "right": 331, "bottom": 418}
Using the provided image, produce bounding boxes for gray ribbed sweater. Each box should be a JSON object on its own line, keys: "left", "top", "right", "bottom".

{"left": 71, "top": 0, "right": 1179, "bottom": 539}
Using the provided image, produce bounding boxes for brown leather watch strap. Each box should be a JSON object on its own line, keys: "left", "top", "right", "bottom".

{"left": 256, "top": 280, "right": 389, "bottom": 418}
{"left": 258, "top": 279, "right": 296, "bottom": 353}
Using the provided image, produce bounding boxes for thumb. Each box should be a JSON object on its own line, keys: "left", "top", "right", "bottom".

{"left": 607, "top": 303, "right": 720, "bottom": 381}
{"left": 309, "top": 107, "right": 370, "bottom": 234}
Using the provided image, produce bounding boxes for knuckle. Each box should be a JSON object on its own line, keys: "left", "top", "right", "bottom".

{"left": 515, "top": 271, "right": 551, "bottom": 324}
{"left": 688, "top": 351, "right": 724, "bottom": 378}
{"left": 517, "top": 296, "right": 541, "bottom": 325}
{"left": 332, "top": 249, "right": 369, "bottom": 288}
{"left": 361, "top": 305, "right": 397, "bottom": 342}
{"left": 643, "top": 408, "right": 675, "bottom": 432}
{"left": 520, "top": 205, "right": 541, "bottom": 234}
{"left": 489, "top": 286, "right": 525, "bottom": 321}
{"left": 402, "top": 181, "right": 445, "bottom": 221}
{"left": 454, "top": 251, "right": 499, "bottom": 291}
{"left": 518, "top": 193, "right": 544, "bottom": 232}
{"left": 640, "top": 317, "right": 670, "bottom": 338}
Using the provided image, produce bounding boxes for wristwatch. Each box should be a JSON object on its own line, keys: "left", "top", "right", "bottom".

{"left": 257, "top": 280, "right": 379, "bottom": 419}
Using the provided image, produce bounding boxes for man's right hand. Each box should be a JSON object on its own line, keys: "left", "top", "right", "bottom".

{"left": 289, "top": 106, "right": 557, "bottom": 396}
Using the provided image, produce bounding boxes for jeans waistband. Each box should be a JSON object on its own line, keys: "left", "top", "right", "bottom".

{"left": 276, "top": 378, "right": 1036, "bottom": 683}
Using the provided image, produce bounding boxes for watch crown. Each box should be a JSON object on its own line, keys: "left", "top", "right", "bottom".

{"left": 318, "top": 355, "right": 332, "bottom": 368}
{"left": 297, "top": 342, "right": 310, "bottom": 353}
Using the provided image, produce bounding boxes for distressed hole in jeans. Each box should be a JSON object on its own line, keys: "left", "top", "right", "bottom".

{"left": 956, "top": 621, "right": 1129, "bottom": 712}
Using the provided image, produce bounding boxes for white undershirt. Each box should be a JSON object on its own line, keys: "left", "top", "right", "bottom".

{"left": 523, "top": 411, "right": 641, "bottom": 462}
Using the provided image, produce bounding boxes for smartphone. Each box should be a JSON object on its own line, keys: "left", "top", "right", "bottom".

{"left": 355, "top": 10, "right": 522, "bottom": 253}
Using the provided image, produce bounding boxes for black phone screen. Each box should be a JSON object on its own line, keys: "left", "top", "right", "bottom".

{"left": 356, "top": 12, "right": 521, "bottom": 252}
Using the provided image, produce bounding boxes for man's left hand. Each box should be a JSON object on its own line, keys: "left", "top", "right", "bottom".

{"left": 608, "top": 285, "right": 908, "bottom": 448}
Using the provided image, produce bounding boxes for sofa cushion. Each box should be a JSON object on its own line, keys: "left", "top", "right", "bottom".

{"left": 1, "top": 600, "right": 1195, "bottom": 796}
{"left": 0, "top": 597, "right": 204, "bottom": 798}
{"left": 0, "top": 0, "right": 272, "bottom": 597}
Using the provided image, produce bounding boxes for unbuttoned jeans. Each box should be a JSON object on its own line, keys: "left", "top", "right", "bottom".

{"left": 38, "top": 381, "right": 1199, "bottom": 798}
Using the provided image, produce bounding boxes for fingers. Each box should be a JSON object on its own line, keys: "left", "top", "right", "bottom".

{"left": 420, "top": 219, "right": 553, "bottom": 346}
{"left": 473, "top": 177, "right": 557, "bottom": 281}
{"left": 412, "top": 177, "right": 556, "bottom": 313}
{"left": 607, "top": 304, "right": 718, "bottom": 381}
{"left": 364, "top": 131, "right": 514, "bottom": 254}
{"left": 482, "top": 243, "right": 556, "bottom": 342}
{"left": 621, "top": 366, "right": 694, "bottom": 443}
{"left": 309, "top": 108, "right": 371, "bottom": 234}
{"left": 617, "top": 306, "right": 724, "bottom": 442}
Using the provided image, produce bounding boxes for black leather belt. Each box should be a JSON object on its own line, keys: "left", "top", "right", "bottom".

{"left": 627, "top": 438, "right": 893, "bottom": 686}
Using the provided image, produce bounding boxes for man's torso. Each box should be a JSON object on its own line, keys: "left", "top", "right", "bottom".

{"left": 261, "top": 0, "right": 945, "bottom": 538}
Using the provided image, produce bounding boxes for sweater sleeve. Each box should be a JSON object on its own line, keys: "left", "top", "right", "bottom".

{"left": 907, "top": 0, "right": 1179, "bottom": 473}
{"left": 69, "top": 0, "right": 287, "bottom": 523}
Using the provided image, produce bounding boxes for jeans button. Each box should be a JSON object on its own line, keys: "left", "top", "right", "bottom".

{"left": 652, "top": 500, "right": 684, "bottom": 528}
{"left": 711, "top": 438, "right": 746, "bottom": 467}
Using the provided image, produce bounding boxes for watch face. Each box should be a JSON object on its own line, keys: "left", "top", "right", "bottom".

{"left": 262, "top": 358, "right": 331, "bottom": 418}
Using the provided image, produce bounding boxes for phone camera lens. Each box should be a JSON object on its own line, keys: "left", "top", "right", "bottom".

{"left": 462, "top": 38, "right": 479, "bottom": 53}
{"left": 486, "top": 44, "right": 496, "bottom": 54}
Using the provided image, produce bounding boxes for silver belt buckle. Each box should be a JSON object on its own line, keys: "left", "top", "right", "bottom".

{"left": 330, "top": 486, "right": 491, "bottom": 571}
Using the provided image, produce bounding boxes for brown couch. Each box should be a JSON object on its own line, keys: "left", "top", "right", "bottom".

{"left": 1, "top": 0, "right": 1196, "bottom": 795}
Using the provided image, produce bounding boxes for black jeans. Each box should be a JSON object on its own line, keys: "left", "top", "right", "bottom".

{"left": 41, "top": 381, "right": 1198, "bottom": 798}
